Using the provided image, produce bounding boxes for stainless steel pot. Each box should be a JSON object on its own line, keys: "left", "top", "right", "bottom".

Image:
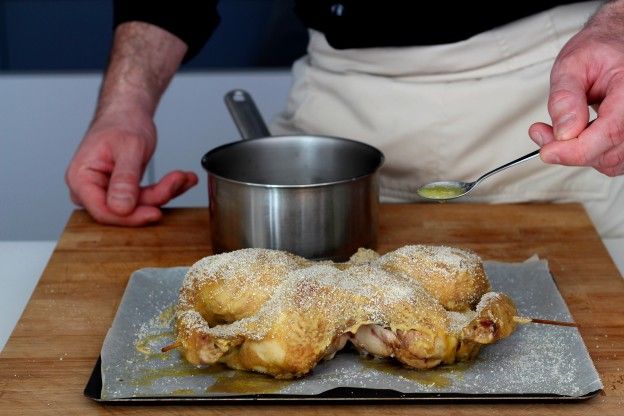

{"left": 201, "top": 90, "right": 384, "bottom": 261}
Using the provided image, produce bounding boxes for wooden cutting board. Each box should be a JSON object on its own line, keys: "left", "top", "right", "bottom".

{"left": 0, "top": 203, "right": 622, "bottom": 415}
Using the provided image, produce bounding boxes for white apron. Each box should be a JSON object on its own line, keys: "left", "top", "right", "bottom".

{"left": 271, "top": 1, "right": 624, "bottom": 238}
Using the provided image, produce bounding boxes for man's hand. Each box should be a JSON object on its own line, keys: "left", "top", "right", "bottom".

{"left": 529, "top": 1, "right": 624, "bottom": 176}
{"left": 66, "top": 117, "right": 197, "bottom": 226}
{"left": 66, "top": 21, "right": 194, "bottom": 225}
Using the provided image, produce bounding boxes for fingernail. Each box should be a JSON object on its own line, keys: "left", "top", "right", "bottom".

{"left": 110, "top": 193, "right": 134, "bottom": 206}
{"left": 147, "top": 213, "right": 160, "bottom": 223}
{"left": 555, "top": 113, "right": 576, "bottom": 140}
{"left": 109, "top": 193, "right": 135, "bottom": 214}
{"left": 530, "top": 131, "right": 545, "bottom": 146}
{"left": 542, "top": 150, "right": 560, "bottom": 164}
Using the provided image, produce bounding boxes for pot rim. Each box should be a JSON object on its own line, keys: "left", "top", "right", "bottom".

{"left": 201, "top": 134, "right": 385, "bottom": 188}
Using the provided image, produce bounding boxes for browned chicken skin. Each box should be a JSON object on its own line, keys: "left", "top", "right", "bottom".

{"left": 174, "top": 246, "right": 517, "bottom": 378}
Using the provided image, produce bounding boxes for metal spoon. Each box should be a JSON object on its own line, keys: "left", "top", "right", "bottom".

{"left": 417, "top": 149, "right": 541, "bottom": 201}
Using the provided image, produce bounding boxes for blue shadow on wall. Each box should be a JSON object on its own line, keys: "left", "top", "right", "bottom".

{"left": 0, "top": 0, "right": 308, "bottom": 71}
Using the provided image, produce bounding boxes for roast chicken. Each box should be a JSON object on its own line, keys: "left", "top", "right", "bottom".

{"left": 173, "top": 245, "right": 517, "bottom": 379}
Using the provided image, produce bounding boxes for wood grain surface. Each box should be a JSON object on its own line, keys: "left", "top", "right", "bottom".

{"left": 1, "top": 204, "right": 622, "bottom": 415}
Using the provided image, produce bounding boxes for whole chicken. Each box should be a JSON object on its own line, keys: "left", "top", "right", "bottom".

{"left": 173, "top": 245, "right": 517, "bottom": 379}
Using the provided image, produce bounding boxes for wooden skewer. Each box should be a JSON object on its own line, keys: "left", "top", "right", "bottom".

{"left": 513, "top": 316, "right": 578, "bottom": 328}
{"left": 161, "top": 341, "right": 181, "bottom": 353}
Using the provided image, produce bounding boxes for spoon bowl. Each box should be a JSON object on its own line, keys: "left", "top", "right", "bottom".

{"left": 416, "top": 180, "right": 472, "bottom": 200}
{"left": 417, "top": 149, "right": 541, "bottom": 201}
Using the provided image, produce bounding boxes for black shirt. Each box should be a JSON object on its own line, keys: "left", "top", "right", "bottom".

{"left": 114, "top": 1, "right": 581, "bottom": 61}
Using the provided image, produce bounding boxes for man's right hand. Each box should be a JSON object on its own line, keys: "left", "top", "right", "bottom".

{"left": 65, "top": 21, "right": 192, "bottom": 226}
{"left": 66, "top": 116, "right": 197, "bottom": 226}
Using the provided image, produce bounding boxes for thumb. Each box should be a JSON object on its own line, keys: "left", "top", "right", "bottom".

{"left": 107, "top": 145, "right": 144, "bottom": 216}
{"left": 548, "top": 70, "right": 590, "bottom": 141}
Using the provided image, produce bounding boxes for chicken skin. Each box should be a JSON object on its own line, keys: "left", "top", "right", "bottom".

{"left": 174, "top": 246, "right": 517, "bottom": 378}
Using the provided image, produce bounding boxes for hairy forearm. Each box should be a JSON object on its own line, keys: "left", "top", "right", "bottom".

{"left": 94, "top": 21, "right": 187, "bottom": 125}
{"left": 588, "top": 0, "right": 624, "bottom": 29}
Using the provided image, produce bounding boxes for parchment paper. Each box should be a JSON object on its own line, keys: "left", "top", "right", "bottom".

{"left": 100, "top": 260, "right": 602, "bottom": 399}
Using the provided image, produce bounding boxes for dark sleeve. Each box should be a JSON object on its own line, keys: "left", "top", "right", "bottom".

{"left": 113, "top": 0, "right": 220, "bottom": 62}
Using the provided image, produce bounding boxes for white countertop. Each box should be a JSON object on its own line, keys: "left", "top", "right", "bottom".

{"left": 603, "top": 238, "right": 623, "bottom": 278}
{"left": 0, "top": 241, "right": 57, "bottom": 351}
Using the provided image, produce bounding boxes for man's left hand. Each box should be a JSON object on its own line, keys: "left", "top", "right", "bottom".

{"left": 529, "top": 1, "right": 624, "bottom": 176}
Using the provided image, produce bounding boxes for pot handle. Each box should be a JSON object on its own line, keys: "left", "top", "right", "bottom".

{"left": 224, "top": 89, "right": 271, "bottom": 140}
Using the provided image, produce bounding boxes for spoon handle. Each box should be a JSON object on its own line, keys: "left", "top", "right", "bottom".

{"left": 475, "top": 149, "right": 541, "bottom": 185}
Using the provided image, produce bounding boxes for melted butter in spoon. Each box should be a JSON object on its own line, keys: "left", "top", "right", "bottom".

{"left": 417, "top": 183, "right": 465, "bottom": 200}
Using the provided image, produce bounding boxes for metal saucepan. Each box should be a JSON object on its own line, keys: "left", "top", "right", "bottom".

{"left": 201, "top": 90, "right": 384, "bottom": 261}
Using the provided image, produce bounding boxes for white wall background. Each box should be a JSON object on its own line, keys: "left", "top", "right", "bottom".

{"left": 0, "top": 70, "right": 293, "bottom": 240}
